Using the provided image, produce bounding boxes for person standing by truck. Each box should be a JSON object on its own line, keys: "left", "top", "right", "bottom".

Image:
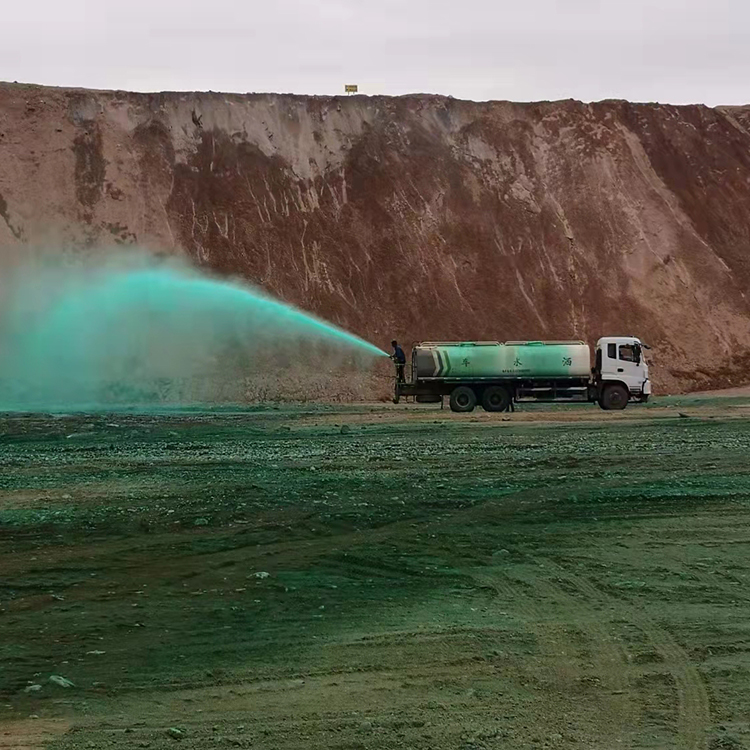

{"left": 391, "top": 340, "right": 406, "bottom": 383}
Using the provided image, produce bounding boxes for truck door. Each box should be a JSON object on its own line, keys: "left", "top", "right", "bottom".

{"left": 614, "top": 342, "right": 644, "bottom": 392}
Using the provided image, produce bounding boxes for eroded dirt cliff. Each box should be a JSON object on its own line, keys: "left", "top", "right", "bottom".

{"left": 2, "top": 82, "right": 750, "bottom": 392}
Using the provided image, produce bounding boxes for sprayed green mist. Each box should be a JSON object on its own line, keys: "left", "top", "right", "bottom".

{"left": 0, "top": 256, "right": 388, "bottom": 411}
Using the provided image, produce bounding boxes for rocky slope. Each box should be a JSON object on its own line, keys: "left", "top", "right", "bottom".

{"left": 2, "top": 82, "right": 750, "bottom": 392}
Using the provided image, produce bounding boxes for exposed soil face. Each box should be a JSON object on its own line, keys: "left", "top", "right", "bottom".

{"left": 2, "top": 83, "right": 750, "bottom": 392}
{"left": 71, "top": 123, "right": 106, "bottom": 215}
{"left": 2, "top": 398, "right": 750, "bottom": 749}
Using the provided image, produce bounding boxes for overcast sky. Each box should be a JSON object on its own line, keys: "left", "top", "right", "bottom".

{"left": 3, "top": 0, "right": 748, "bottom": 105}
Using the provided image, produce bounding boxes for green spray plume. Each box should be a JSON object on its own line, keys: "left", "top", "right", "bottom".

{"left": 0, "top": 251, "right": 388, "bottom": 411}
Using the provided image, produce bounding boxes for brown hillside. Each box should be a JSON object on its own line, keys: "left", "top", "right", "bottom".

{"left": 2, "top": 83, "right": 750, "bottom": 392}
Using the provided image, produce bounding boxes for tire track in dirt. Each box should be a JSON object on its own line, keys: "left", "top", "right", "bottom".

{"left": 534, "top": 570, "right": 630, "bottom": 690}
{"left": 473, "top": 563, "right": 636, "bottom": 743}
{"left": 478, "top": 562, "right": 630, "bottom": 689}
{"left": 544, "top": 558, "right": 710, "bottom": 750}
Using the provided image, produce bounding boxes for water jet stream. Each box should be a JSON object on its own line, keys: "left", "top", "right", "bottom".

{"left": 0, "top": 258, "right": 388, "bottom": 411}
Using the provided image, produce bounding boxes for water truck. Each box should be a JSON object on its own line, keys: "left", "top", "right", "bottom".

{"left": 393, "top": 336, "right": 650, "bottom": 412}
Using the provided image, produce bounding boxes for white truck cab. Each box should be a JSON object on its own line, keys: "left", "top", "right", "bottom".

{"left": 595, "top": 336, "right": 651, "bottom": 409}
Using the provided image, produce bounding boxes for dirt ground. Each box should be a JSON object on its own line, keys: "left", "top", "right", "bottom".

{"left": 3, "top": 396, "right": 750, "bottom": 749}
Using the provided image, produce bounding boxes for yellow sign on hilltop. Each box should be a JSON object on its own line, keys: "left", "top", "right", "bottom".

{"left": 344, "top": 84, "right": 358, "bottom": 94}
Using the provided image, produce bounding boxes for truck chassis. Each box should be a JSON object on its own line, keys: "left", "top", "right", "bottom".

{"left": 395, "top": 376, "right": 643, "bottom": 412}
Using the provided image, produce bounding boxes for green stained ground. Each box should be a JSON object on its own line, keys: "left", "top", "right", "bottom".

{"left": 2, "top": 397, "right": 750, "bottom": 749}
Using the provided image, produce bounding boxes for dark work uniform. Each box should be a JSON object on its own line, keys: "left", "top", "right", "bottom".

{"left": 392, "top": 345, "right": 406, "bottom": 383}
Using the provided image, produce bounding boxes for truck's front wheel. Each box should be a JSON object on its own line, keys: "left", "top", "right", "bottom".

{"left": 449, "top": 386, "right": 477, "bottom": 413}
{"left": 599, "top": 384, "right": 629, "bottom": 410}
{"left": 482, "top": 385, "right": 510, "bottom": 412}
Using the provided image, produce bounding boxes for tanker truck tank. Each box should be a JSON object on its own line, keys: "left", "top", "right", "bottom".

{"left": 414, "top": 341, "right": 591, "bottom": 380}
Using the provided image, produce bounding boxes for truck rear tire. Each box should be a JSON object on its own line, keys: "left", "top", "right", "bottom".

{"left": 600, "top": 384, "right": 629, "bottom": 410}
{"left": 482, "top": 385, "right": 511, "bottom": 412}
{"left": 449, "top": 386, "right": 477, "bottom": 413}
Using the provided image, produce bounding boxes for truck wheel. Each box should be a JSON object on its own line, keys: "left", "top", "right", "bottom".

{"left": 600, "top": 384, "right": 629, "bottom": 410}
{"left": 482, "top": 385, "right": 510, "bottom": 412}
{"left": 449, "top": 386, "right": 477, "bottom": 413}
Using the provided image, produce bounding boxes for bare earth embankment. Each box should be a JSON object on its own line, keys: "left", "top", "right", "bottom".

{"left": 3, "top": 83, "right": 750, "bottom": 392}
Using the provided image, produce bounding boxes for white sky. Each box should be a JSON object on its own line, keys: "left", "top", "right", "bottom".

{"left": 3, "top": 0, "right": 749, "bottom": 105}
